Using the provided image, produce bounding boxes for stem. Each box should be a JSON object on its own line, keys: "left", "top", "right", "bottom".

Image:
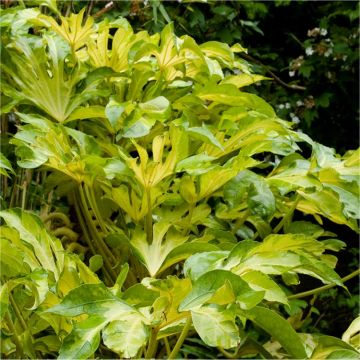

{"left": 73, "top": 191, "right": 113, "bottom": 286}
{"left": 84, "top": 184, "right": 108, "bottom": 235}
{"left": 145, "top": 327, "right": 159, "bottom": 359}
{"left": 239, "top": 52, "right": 306, "bottom": 91}
{"left": 164, "top": 337, "right": 171, "bottom": 357}
{"left": 273, "top": 195, "right": 300, "bottom": 234}
{"left": 21, "top": 180, "right": 27, "bottom": 210}
{"left": 183, "top": 203, "right": 195, "bottom": 236}
{"left": 9, "top": 293, "right": 27, "bottom": 332}
{"left": 145, "top": 187, "right": 153, "bottom": 244}
{"left": 168, "top": 316, "right": 192, "bottom": 359}
{"left": 218, "top": 346, "right": 240, "bottom": 359}
{"left": 288, "top": 268, "right": 360, "bottom": 300}
{"left": 4, "top": 312, "right": 24, "bottom": 359}
{"left": 78, "top": 185, "right": 117, "bottom": 268}
{"left": 234, "top": 209, "right": 250, "bottom": 233}
{"left": 73, "top": 192, "right": 97, "bottom": 255}
{"left": 93, "top": 1, "right": 114, "bottom": 18}
{"left": 9, "top": 293, "right": 40, "bottom": 358}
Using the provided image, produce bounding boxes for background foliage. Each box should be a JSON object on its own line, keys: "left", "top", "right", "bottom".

{"left": 68, "top": 0, "right": 358, "bottom": 152}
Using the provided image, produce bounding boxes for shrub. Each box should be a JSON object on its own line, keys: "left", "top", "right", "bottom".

{"left": 1, "top": 4, "right": 359, "bottom": 359}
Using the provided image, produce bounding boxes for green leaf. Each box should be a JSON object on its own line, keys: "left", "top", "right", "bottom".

{"left": 176, "top": 153, "right": 216, "bottom": 175}
{"left": 241, "top": 306, "right": 307, "bottom": 359}
{"left": 102, "top": 318, "right": 149, "bottom": 358}
{"left": 159, "top": 242, "right": 219, "bottom": 274}
{"left": 143, "top": 276, "right": 192, "bottom": 326}
{"left": 131, "top": 224, "right": 188, "bottom": 277}
{"left": 297, "top": 188, "right": 358, "bottom": 231}
{"left": 200, "top": 41, "right": 234, "bottom": 66}
{"left": 66, "top": 106, "right": 106, "bottom": 123}
{"left": 179, "top": 270, "right": 263, "bottom": 311}
{"left": 105, "top": 99, "right": 126, "bottom": 130}
{"left": 49, "top": 283, "right": 148, "bottom": 359}
{"left": 122, "top": 284, "right": 159, "bottom": 307}
{"left": 192, "top": 304, "right": 240, "bottom": 349}
{"left": 89, "top": 255, "right": 103, "bottom": 273}
{"left": 184, "top": 251, "right": 229, "bottom": 281}
{"left": 267, "top": 154, "right": 322, "bottom": 195}
{"left": 342, "top": 316, "right": 360, "bottom": 348}
{"left": 138, "top": 96, "right": 171, "bottom": 120}
{"left": 58, "top": 315, "right": 103, "bottom": 360}
{"left": 311, "top": 334, "right": 360, "bottom": 359}
{"left": 46, "top": 283, "right": 134, "bottom": 317}
{"left": 2, "top": 34, "right": 100, "bottom": 122}
{"left": 222, "top": 74, "right": 270, "bottom": 88}
{"left": 0, "top": 236, "right": 29, "bottom": 277}
{"left": 185, "top": 125, "right": 223, "bottom": 150}
{"left": 241, "top": 270, "right": 288, "bottom": 304}
{"left": 0, "top": 209, "right": 63, "bottom": 279}
{"left": 224, "top": 170, "right": 275, "bottom": 219}
{"left": 0, "top": 152, "right": 15, "bottom": 177}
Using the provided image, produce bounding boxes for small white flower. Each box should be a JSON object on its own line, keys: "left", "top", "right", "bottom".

{"left": 289, "top": 70, "right": 295, "bottom": 77}
{"left": 279, "top": 104, "right": 285, "bottom": 109}
{"left": 285, "top": 103, "right": 291, "bottom": 109}
{"left": 305, "top": 47, "right": 314, "bottom": 56}
{"left": 296, "top": 100, "right": 304, "bottom": 106}
{"left": 342, "top": 55, "right": 348, "bottom": 61}
{"left": 320, "top": 28, "right": 328, "bottom": 36}
{"left": 290, "top": 112, "right": 295, "bottom": 118}
{"left": 324, "top": 48, "right": 333, "bottom": 57}
{"left": 292, "top": 116, "right": 300, "bottom": 124}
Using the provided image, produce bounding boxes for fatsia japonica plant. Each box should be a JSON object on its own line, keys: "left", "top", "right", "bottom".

{"left": 0, "top": 4, "right": 359, "bottom": 360}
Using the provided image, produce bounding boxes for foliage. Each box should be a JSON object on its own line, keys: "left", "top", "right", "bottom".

{"left": 0, "top": 2, "right": 359, "bottom": 359}
{"left": 65, "top": 0, "right": 358, "bottom": 152}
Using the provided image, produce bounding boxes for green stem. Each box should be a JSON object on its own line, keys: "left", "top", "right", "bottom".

{"left": 145, "top": 187, "right": 153, "bottom": 244}
{"left": 218, "top": 346, "right": 240, "bottom": 359}
{"left": 234, "top": 209, "right": 250, "bottom": 233}
{"left": 78, "top": 185, "right": 117, "bottom": 271}
{"left": 273, "top": 195, "right": 300, "bottom": 234}
{"left": 145, "top": 327, "right": 159, "bottom": 359}
{"left": 168, "top": 316, "right": 192, "bottom": 359}
{"left": 73, "top": 192, "right": 97, "bottom": 255}
{"left": 183, "top": 203, "right": 195, "bottom": 236}
{"left": 164, "top": 337, "right": 171, "bottom": 357}
{"left": 4, "top": 312, "right": 24, "bottom": 359}
{"left": 288, "top": 268, "right": 360, "bottom": 300}
{"left": 21, "top": 180, "right": 27, "bottom": 210}
{"left": 84, "top": 184, "right": 108, "bottom": 235}
{"left": 74, "top": 191, "right": 113, "bottom": 285}
{"left": 9, "top": 293, "right": 40, "bottom": 358}
{"left": 9, "top": 293, "right": 27, "bottom": 332}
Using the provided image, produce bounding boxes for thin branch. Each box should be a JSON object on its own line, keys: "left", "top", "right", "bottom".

{"left": 85, "top": 0, "right": 95, "bottom": 21}
{"left": 288, "top": 268, "right": 360, "bottom": 300}
{"left": 168, "top": 316, "right": 192, "bottom": 359}
{"left": 240, "top": 52, "right": 306, "bottom": 91}
{"left": 93, "top": 1, "right": 114, "bottom": 19}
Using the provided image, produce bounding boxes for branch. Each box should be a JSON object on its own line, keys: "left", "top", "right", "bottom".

{"left": 93, "top": 1, "right": 114, "bottom": 18}
{"left": 240, "top": 52, "right": 306, "bottom": 91}
{"left": 288, "top": 268, "right": 360, "bottom": 300}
